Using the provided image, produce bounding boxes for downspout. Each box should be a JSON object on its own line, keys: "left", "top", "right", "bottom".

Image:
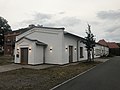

{"left": 43, "top": 46, "right": 46, "bottom": 64}
{"left": 77, "top": 39, "right": 79, "bottom": 62}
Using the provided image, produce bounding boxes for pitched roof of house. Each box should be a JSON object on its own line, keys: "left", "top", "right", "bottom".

{"left": 96, "top": 42, "right": 108, "bottom": 47}
{"left": 98, "top": 39, "right": 120, "bottom": 49}
{"left": 98, "top": 39, "right": 108, "bottom": 46}
{"left": 107, "top": 42, "right": 120, "bottom": 48}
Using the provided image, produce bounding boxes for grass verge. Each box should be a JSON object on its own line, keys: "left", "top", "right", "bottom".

{"left": 0, "top": 56, "right": 13, "bottom": 65}
{"left": 0, "top": 61, "right": 101, "bottom": 90}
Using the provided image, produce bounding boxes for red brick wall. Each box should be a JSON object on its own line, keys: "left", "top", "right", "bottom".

{"left": 4, "top": 32, "right": 19, "bottom": 56}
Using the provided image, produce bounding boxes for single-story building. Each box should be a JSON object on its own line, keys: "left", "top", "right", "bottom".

{"left": 14, "top": 26, "right": 108, "bottom": 65}
{"left": 98, "top": 39, "right": 120, "bottom": 56}
{"left": 94, "top": 43, "right": 109, "bottom": 57}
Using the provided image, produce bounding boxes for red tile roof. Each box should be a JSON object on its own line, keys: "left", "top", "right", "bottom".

{"left": 98, "top": 39, "right": 120, "bottom": 49}
{"left": 98, "top": 39, "right": 108, "bottom": 46}
{"left": 107, "top": 42, "right": 120, "bottom": 48}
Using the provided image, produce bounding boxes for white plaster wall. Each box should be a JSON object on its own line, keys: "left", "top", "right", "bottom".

{"left": 14, "top": 43, "right": 20, "bottom": 63}
{"left": 16, "top": 28, "right": 64, "bottom": 64}
{"left": 63, "top": 35, "right": 88, "bottom": 63}
{"left": 28, "top": 43, "right": 35, "bottom": 65}
{"left": 94, "top": 44, "right": 101, "bottom": 58}
{"left": 104, "top": 47, "right": 109, "bottom": 56}
{"left": 63, "top": 35, "right": 78, "bottom": 63}
{"left": 94, "top": 44, "right": 109, "bottom": 57}
{"left": 34, "top": 45, "right": 44, "bottom": 64}
{"left": 14, "top": 39, "right": 35, "bottom": 64}
{"left": 78, "top": 42, "right": 87, "bottom": 61}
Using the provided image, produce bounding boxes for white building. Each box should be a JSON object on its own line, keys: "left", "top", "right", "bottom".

{"left": 94, "top": 43, "right": 109, "bottom": 58}
{"left": 14, "top": 26, "right": 109, "bottom": 65}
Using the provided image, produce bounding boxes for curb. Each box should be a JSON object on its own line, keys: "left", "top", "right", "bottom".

{"left": 50, "top": 66, "right": 96, "bottom": 90}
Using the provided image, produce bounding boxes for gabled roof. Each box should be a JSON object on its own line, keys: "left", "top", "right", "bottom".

{"left": 98, "top": 39, "right": 120, "bottom": 49}
{"left": 96, "top": 43, "right": 108, "bottom": 47}
{"left": 107, "top": 42, "right": 119, "bottom": 49}
{"left": 16, "top": 37, "right": 47, "bottom": 46}
{"left": 98, "top": 39, "right": 108, "bottom": 46}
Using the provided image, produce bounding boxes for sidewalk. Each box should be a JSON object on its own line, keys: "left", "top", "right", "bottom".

{"left": 94, "top": 58, "right": 109, "bottom": 62}
{"left": 0, "top": 58, "right": 109, "bottom": 73}
{"left": 0, "top": 64, "right": 21, "bottom": 73}
{"left": 0, "top": 64, "right": 55, "bottom": 73}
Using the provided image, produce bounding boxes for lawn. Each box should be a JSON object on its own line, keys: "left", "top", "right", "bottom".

{"left": 0, "top": 56, "right": 13, "bottom": 65}
{"left": 0, "top": 61, "right": 101, "bottom": 90}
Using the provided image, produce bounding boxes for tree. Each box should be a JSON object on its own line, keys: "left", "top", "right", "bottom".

{"left": 83, "top": 24, "right": 95, "bottom": 62}
{"left": 0, "top": 16, "right": 12, "bottom": 51}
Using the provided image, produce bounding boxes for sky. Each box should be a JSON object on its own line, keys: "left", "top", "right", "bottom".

{"left": 0, "top": 0, "right": 120, "bottom": 42}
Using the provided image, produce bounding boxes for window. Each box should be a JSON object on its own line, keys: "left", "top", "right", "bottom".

{"left": 5, "top": 37, "right": 11, "bottom": 44}
{"left": 95, "top": 49, "right": 101, "bottom": 56}
{"left": 7, "top": 38, "right": 10, "bottom": 41}
{"left": 8, "top": 49, "right": 10, "bottom": 52}
{"left": 80, "top": 47, "right": 84, "bottom": 58}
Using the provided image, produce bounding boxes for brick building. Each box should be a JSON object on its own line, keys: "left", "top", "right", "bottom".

{"left": 4, "top": 25, "right": 35, "bottom": 56}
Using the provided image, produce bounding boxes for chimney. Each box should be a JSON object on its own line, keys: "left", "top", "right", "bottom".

{"left": 28, "top": 24, "right": 36, "bottom": 28}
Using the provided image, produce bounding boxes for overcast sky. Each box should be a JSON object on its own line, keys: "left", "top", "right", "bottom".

{"left": 0, "top": 0, "right": 120, "bottom": 42}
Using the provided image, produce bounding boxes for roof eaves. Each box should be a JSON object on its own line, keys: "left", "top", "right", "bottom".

{"left": 38, "top": 26, "right": 65, "bottom": 30}
{"left": 96, "top": 43, "right": 108, "bottom": 47}
{"left": 64, "top": 31, "right": 86, "bottom": 41}
{"left": 16, "top": 37, "right": 47, "bottom": 46}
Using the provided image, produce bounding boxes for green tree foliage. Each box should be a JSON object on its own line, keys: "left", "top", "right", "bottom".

{"left": 84, "top": 24, "right": 95, "bottom": 61}
{"left": 0, "top": 16, "right": 12, "bottom": 48}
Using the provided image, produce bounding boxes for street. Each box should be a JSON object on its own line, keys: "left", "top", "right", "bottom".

{"left": 54, "top": 56, "right": 120, "bottom": 90}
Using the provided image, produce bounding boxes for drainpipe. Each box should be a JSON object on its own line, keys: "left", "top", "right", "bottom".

{"left": 77, "top": 40, "right": 79, "bottom": 62}
{"left": 43, "top": 46, "right": 46, "bottom": 64}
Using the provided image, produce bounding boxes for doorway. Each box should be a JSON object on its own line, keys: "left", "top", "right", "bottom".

{"left": 21, "top": 48, "right": 28, "bottom": 64}
{"left": 69, "top": 46, "right": 73, "bottom": 63}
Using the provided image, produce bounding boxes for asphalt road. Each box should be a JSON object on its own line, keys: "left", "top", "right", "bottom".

{"left": 54, "top": 56, "right": 120, "bottom": 90}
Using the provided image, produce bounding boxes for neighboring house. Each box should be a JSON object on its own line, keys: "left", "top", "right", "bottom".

{"left": 14, "top": 26, "right": 107, "bottom": 65}
{"left": 4, "top": 25, "right": 36, "bottom": 56}
{"left": 117, "top": 43, "right": 120, "bottom": 47}
{"left": 98, "top": 39, "right": 108, "bottom": 47}
{"left": 107, "top": 42, "right": 120, "bottom": 56}
{"left": 98, "top": 39, "right": 120, "bottom": 56}
{"left": 4, "top": 31, "right": 20, "bottom": 56}
{"left": 94, "top": 43, "right": 109, "bottom": 57}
